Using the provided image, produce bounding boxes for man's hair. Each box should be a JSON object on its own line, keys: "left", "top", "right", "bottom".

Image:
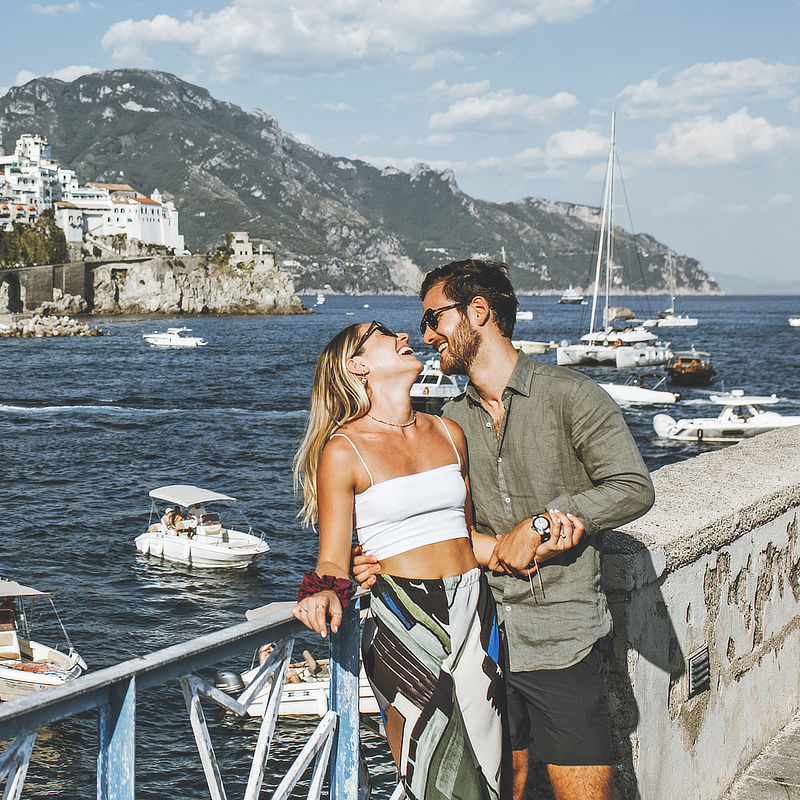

{"left": 419, "top": 259, "right": 518, "bottom": 338}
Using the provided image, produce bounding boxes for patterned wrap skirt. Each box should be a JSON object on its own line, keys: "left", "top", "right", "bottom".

{"left": 362, "top": 567, "right": 504, "bottom": 800}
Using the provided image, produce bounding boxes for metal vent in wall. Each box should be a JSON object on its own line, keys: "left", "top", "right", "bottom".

{"left": 687, "top": 646, "right": 711, "bottom": 699}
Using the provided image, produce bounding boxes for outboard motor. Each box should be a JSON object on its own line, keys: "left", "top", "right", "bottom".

{"left": 214, "top": 669, "right": 245, "bottom": 695}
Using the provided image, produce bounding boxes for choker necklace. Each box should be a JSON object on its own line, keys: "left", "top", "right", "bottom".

{"left": 368, "top": 412, "right": 417, "bottom": 428}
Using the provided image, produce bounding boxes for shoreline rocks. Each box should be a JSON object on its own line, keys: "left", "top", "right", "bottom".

{"left": 0, "top": 314, "right": 103, "bottom": 338}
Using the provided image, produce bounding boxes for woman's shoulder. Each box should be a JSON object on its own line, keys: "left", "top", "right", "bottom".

{"left": 419, "top": 412, "right": 465, "bottom": 438}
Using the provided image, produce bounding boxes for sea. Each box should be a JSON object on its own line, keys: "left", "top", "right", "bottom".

{"left": 1, "top": 293, "right": 799, "bottom": 798}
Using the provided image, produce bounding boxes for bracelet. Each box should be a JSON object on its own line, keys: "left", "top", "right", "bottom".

{"left": 297, "top": 570, "right": 355, "bottom": 609}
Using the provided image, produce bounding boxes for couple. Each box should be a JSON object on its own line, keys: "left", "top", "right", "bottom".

{"left": 292, "top": 259, "right": 655, "bottom": 800}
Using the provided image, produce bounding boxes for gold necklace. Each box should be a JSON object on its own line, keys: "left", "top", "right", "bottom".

{"left": 367, "top": 411, "right": 417, "bottom": 428}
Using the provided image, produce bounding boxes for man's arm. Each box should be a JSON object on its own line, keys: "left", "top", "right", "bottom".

{"left": 546, "top": 378, "right": 655, "bottom": 534}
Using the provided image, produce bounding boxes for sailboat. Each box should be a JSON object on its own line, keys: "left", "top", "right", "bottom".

{"left": 644, "top": 253, "right": 698, "bottom": 328}
{"left": 556, "top": 114, "right": 672, "bottom": 369}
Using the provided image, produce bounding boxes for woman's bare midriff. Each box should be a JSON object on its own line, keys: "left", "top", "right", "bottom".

{"left": 377, "top": 538, "right": 478, "bottom": 580}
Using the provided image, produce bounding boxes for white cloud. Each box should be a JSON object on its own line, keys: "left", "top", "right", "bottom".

{"left": 101, "top": 0, "right": 596, "bottom": 77}
{"left": 651, "top": 108, "right": 795, "bottom": 166}
{"left": 429, "top": 89, "right": 577, "bottom": 132}
{"left": 618, "top": 59, "right": 800, "bottom": 118}
{"left": 424, "top": 79, "right": 492, "bottom": 99}
{"left": 425, "top": 133, "right": 456, "bottom": 146}
{"left": 654, "top": 192, "right": 707, "bottom": 217}
{"left": 12, "top": 65, "right": 100, "bottom": 88}
{"left": 349, "top": 154, "right": 466, "bottom": 173}
{"left": 320, "top": 102, "right": 352, "bottom": 112}
{"left": 31, "top": 2, "right": 81, "bottom": 14}
{"left": 411, "top": 49, "right": 464, "bottom": 71}
{"left": 765, "top": 193, "right": 792, "bottom": 208}
{"left": 544, "top": 127, "right": 608, "bottom": 160}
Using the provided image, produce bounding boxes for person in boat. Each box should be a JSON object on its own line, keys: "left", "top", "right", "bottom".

{"left": 188, "top": 503, "right": 207, "bottom": 525}
{"left": 355, "top": 260, "right": 655, "bottom": 800}
{"left": 160, "top": 507, "right": 174, "bottom": 530}
{"left": 170, "top": 508, "right": 187, "bottom": 533}
{"left": 291, "top": 320, "right": 573, "bottom": 800}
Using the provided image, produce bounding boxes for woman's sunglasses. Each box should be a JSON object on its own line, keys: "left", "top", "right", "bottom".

{"left": 351, "top": 321, "right": 397, "bottom": 356}
{"left": 419, "top": 302, "right": 464, "bottom": 336}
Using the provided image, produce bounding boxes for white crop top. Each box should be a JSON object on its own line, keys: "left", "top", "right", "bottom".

{"left": 331, "top": 417, "right": 469, "bottom": 561}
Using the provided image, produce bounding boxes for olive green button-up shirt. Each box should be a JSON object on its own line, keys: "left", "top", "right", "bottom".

{"left": 444, "top": 353, "right": 654, "bottom": 671}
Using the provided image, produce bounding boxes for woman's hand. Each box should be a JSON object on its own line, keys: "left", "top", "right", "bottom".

{"left": 292, "top": 590, "right": 343, "bottom": 638}
{"left": 351, "top": 544, "right": 381, "bottom": 589}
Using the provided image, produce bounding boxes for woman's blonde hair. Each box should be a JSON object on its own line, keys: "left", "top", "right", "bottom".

{"left": 293, "top": 324, "right": 371, "bottom": 525}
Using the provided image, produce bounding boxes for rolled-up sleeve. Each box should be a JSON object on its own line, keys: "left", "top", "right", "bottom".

{"left": 545, "top": 378, "right": 654, "bottom": 534}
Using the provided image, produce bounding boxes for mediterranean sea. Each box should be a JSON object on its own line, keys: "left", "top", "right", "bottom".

{"left": 1, "top": 292, "right": 798, "bottom": 798}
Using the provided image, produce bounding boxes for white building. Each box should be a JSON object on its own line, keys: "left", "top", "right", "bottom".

{"left": 228, "top": 231, "right": 275, "bottom": 273}
{"left": 1, "top": 133, "right": 184, "bottom": 253}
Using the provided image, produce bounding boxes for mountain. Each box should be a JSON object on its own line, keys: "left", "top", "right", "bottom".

{"left": 0, "top": 69, "right": 719, "bottom": 294}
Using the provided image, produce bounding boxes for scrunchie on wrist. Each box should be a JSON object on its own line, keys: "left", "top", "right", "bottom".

{"left": 297, "top": 570, "right": 355, "bottom": 609}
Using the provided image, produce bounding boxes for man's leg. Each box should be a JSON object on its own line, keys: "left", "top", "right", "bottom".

{"left": 511, "top": 748, "right": 529, "bottom": 800}
{"left": 546, "top": 765, "right": 613, "bottom": 800}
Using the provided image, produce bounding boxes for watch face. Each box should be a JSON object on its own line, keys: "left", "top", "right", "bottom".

{"left": 533, "top": 515, "right": 550, "bottom": 533}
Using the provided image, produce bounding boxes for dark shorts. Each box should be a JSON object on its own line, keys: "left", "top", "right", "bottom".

{"left": 506, "top": 644, "right": 614, "bottom": 766}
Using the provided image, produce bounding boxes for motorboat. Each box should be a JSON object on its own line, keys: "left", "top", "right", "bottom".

{"left": 410, "top": 358, "right": 462, "bottom": 413}
{"left": 515, "top": 310, "right": 534, "bottom": 321}
{"left": 232, "top": 651, "right": 379, "bottom": 718}
{"left": 599, "top": 378, "right": 679, "bottom": 406}
{"left": 513, "top": 340, "right": 557, "bottom": 355}
{"left": 557, "top": 326, "right": 672, "bottom": 368}
{"left": 142, "top": 327, "right": 208, "bottom": 348}
{"left": 558, "top": 285, "right": 585, "bottom": 305}
{"left": 556, "top": 114, "right": 670, "bottom": 369}
{"left": 653, "top": 390, "right": 800, "bottom": 443}
{"left": 135, "top": 485, "right": 270, "bottom": 569}
{"left": 0, "top": 580, "right": 87, "bottom": 701}
{"left": 790, "top": 317, "right": 800, "bottom": 327}
{"left": 643, "top": 253, "right": 698, "bottom": 328}
{"left": 666, "top": 349, "right": 715, "bottom": 386}
{"left": 315, "top": 293, "right": 325, "bottom": 306}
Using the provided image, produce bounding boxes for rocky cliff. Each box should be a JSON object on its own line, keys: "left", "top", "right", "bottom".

{"left": 91, "top": 256, "right": 305, "bottom": 315}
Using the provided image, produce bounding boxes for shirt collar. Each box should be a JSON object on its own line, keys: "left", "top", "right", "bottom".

{"left": 464, "top": 351, "right": 535, "bottom": 405}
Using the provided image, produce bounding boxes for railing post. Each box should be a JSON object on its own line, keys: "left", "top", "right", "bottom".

{"left": 97, "top": 676, "right": 136, "bottom": 800}
{"left": 329, "top": 597, "right": 361, "bottom": 800}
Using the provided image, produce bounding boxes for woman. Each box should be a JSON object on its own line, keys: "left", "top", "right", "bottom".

{"left": 293, "top": 321, "right": 504, "bottom": 800}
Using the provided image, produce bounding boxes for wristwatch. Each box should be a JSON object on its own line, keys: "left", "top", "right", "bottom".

{"left": 531, "top": 514, "right": 551, "bottom": 543}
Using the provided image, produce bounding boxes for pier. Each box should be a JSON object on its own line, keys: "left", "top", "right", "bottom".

{"left": 1, "top": 426, "right": 798, "bottom": 799}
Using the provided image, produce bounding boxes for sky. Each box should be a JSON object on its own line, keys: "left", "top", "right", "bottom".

{"left": 1, "top": 1, "right": 799, "bottom": 288}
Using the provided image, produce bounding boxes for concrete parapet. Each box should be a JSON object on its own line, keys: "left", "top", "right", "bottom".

{"left": 603, "top": 426, "right": 800, "bottom": 800}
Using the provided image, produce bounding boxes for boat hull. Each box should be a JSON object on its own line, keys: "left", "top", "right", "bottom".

{"left": 135, "top": 528, "right": 269, "bottom": 569}
{"left": 556, "top": 345, "right": 617, "bottom": 366}
{"left": 600, "top": 384, "right": 678, "bottom": 405}
{"left": 0, "top": 643, "right": 85, "bottom": 701}
{"left": 653, "top": 413, "right": 800, "bottom": 443}
{"left": 614, "top": 345, "right": 672, "bottom": 368}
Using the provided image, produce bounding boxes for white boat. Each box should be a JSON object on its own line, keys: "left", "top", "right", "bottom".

{"left": 142, "top": 327, "right": 208, "bottom": 348}
{"left": 515, "top": 310, "right": 534, "bottom": 321}
{"left": 135, "top": 485, "right": 270, "bottom": 569}
{"left": 236, "top": 654, "right": 379, "bottom": 718}
{"left": 556, "top": 114, "right": 671, "bottom": 369}
{"left": 557, "top": 326, "right": 672, "bottom": 368}
{"left": 653, "top": 390, "right": 800, "bottom": 443}
{"left": 558, "top": 285, "right": 585, "bottom": 305}
{"left": 0, "top": 580, "right": 87, "bottom": 701}
{"left": 315, "top": 293, "right": 325, "bottom": 306}
{"left": 643, "top": 253, "right": 698, "bottom": 328}
{"left": 789, "top": 317, "right": 800, "bottom": 327}
{"left": 599, "top": 378, "right": 679, "bottom": 406}
{"left": 512, "top": 340, "right": 557, "bottom": 355}
{"left": 410, "top": 358, "right": 462, "bottom": 412}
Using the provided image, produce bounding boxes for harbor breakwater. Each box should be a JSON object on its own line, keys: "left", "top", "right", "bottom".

{"left": 0, "top": 255, "right": 306, "bottom": 316}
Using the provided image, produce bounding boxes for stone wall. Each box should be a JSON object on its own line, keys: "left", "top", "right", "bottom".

{"left": 603, "top": 426, "right": 800, "bottom": 800}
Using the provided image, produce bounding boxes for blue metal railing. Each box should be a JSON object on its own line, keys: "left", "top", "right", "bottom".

{"left": 0, "top": 600, "right": 363, "bottom": 800}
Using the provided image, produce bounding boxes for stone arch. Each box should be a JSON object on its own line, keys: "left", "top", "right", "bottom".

{"left": 0, "top": 273, "right": 23, "bottom": 313}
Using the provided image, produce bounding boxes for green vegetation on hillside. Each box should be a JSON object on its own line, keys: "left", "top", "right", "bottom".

{"left": 0, "top": 209, "right": 69, "bottom": 266}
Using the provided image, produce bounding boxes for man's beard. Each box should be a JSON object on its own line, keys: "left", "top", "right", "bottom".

{"left": 440, "top": 317, "right": 480, "bottom": 375}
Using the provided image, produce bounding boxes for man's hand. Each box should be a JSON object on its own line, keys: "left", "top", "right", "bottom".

{"left": 351, "top": 544, "right": 380, "bottom": 589}
{"left": 492, "top": 511, "right": 585, "bottom": 574}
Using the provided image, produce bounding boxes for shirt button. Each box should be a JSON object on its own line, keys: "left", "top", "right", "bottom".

{"left": 504, "top": 497, "right": 511, "bottom": 503}
{"left": 497, "top": 457, "right": 502, "bottom": 463}
{"left": 485, "top": 422, "right": 492, "bottom": 428}
{"left": 505, "top": 605, "right": 511, "bottom": 611}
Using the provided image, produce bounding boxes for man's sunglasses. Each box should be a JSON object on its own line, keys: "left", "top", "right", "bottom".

{"left": 419, "top": 302, "right": 464, "bottom": 337}
{"left": 351, "top": 320, "right": 397, "bottom": 356}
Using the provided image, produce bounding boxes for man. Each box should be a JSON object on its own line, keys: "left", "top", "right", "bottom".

{"left": 419, "top": 259, "right": 654, "bottom": 800}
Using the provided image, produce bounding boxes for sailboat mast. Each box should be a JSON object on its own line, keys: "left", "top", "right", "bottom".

{"left": 604, "top": 113, "right": 615, "bottom": 328}
{"left": 589, "top": 112, "right": 615, "bottom": 337}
